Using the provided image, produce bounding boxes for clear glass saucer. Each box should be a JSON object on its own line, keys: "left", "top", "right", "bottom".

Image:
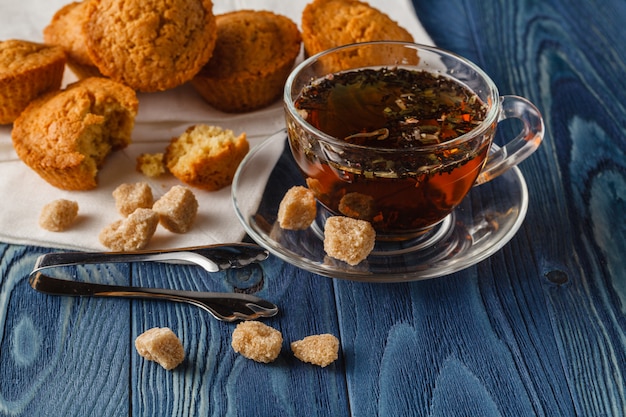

{"left": 232, "top": 130, "right": 528, "bottom": 282}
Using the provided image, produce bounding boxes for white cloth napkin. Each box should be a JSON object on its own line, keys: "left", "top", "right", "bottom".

{"left": 0, "top": 0, "right": 433, "bottom": 252}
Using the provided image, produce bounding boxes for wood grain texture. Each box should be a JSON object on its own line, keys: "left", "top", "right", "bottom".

{"left": 126, "top": 256, "right": 350, "bottom": 417}
{"left": 1, "top": 0, "right": 625, "bottom": 415}
{"left": 0, "top": 244, "right": 131, "bottom": 416}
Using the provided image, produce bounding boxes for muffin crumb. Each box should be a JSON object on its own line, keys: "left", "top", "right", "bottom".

{"left": 136, "top": 153, "right": 166, "bottom": 177}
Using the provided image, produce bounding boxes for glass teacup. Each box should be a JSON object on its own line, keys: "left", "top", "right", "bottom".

{"left": 284, "top": 41, "right": 544, "bottom": 241}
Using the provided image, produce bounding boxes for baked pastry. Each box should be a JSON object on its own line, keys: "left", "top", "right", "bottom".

{"left": 152, "top": 185, "right": 198, "bottom": 234}
{"left": 301, "top": 0, "right": 414, "bottom": 56}
{"left": 323, "top": 216, "right": 376, "bottom": 265}
{"left": 99, "top": 208, "right": 159, "bottom": 251}
{"left": 39, "top": 199, "right": 79, "bottom": 232}
{"left": 191, "top": 10, "right": 301, "bottom": 112}
{"left": 43, "top": 1, "right": 102, "bottom": 79}
{"left": 112, "top": 182, "right": 154, "bottom": 217}
{"left": 12, "top": 77, "right": 138, "bottom": 190}
{"left": 135, "top": 327, "right": 185, "bottom": 370}
{"left": 83, "top": 0, "right": 217, "bottom": 92}
{"left": 291, "top": 334, "right": 339, "bottom": 367}
{"left": 165, "top": 124, "right": 249, "bottom": 191}
{"left": 277, "top": 186, "right": 317, "bottom": 230}
{"left": 0, "top": 39, "right": 66, "bottom": 124}
{"left": 231, "top": 321, "right": 283, "bottom": 363}
{"left": 136, "top": 153, "right": 166, "bottom": 177}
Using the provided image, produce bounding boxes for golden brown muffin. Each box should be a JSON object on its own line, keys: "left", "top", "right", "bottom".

{"left": 12, "top": 77, "right": 138, "bottom": 190}
{"left": 43, "top": 1, "right": 102, "bottom": 79}
{"left": 301, "top": 0, "right": 414, "bottom": 57}
{"left": 0, "top": 40, "right": 66, "bottom": 124}
{"left": 191, "top": 10, "right": 301, "bottom": 112}
{"left": 83, "top": 0, "right": 217, "bottom": 92}
{"left": 165, "top": 124, "right": 249, "bottom": 191}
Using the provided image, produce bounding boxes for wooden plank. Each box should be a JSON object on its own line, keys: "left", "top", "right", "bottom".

{"left": 130, "top": 255, "right": 350, "bottom": 416}
{"left": 325, "top": 0, "right": 626, "bottom": 415}
{"left": 0, "top": 244, "right": 131, "bottom": 416}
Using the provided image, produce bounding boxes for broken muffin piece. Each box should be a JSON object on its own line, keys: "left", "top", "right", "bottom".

{"left": 164, "top": 124, "right": 249, "bottom": 191}
{"left": 136, "top": 152, "right": 166, "bottom": 177}
{"left": 11, "top": 77, "right": 138, "bottom": 190}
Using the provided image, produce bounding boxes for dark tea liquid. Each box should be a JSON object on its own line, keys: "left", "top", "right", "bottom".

{"left": 292, "top": 67, "right": 491, "bottom": 237}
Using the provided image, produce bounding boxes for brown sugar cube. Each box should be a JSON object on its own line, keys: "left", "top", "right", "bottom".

{"left": 338, "top": 192, "right": 376, "bottom": 221}
{"left": 164, "top": 124, "right": 249, "bottom": 191}
{"left": 277, "top": 186, "right": 317, "bottom": 230}
{"left": 38, "top": 199, "right": 79, "bottom": 232}
{"left": 136, "top": 153, "right": 166, "bottom": 177}
{"left": 99, "top": 208, "right": 159, "bottom": 251}
{"left": 231, "top": 321, "right": 283, "bottom": 363}
{"left": 323, "top": 216, "right": 376, "bottom": 265}
{"left": 112, "top": 182, "right": 154, "bottom": 217}
{"left": 135, "top": 327, "right": 185, "bottom": 370}
{"left": 291, "top": 334, "right": 340, "bottom": 367}
{"left": 152, "top": 185, "right": 198, "bottom": 234}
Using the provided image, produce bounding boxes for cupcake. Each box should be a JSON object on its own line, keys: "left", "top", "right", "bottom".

{"left": 12, "top": 77, "right": 138, "bottom": 190}
{"left": 0, "top": 40, "right": 66, "bottom": 124}
{"left": 301, "top": 0, "right": 414, "bottom": 57}
{"left": 44, "top": 1, "right": 103, "bottom": 80}
{"left": 191, "top": 10, "right": 301, "bottom": 112}
{"left": 83, "top": 0, "right": 217, "bottom": 92}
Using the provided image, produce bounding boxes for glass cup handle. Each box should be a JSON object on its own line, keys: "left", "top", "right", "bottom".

{"left": 475, "top": 95, "right": 544, "bottom": 185}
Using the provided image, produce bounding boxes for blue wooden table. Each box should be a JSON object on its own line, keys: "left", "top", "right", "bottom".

{"left": 2, "top": 0, "right": 626, "bottom": 415}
